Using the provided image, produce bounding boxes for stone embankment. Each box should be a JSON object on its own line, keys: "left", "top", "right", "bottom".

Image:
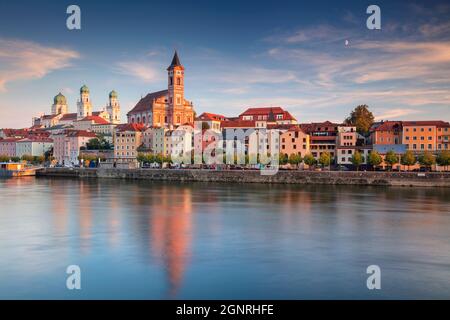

{"left": 36, "top": 168, "right": 450, "bottom": 187}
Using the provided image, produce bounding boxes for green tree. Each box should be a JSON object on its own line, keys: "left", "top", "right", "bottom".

{"left": 137, "top": 153, "right": 146, "bottom": 163}
{"left": 368, "top": 151, "right": 382, "bottom": 170}
{"left": 319, "top": 152, "right": 332, "bottom": 168}
{"left": 385, "top": 150, "right": 399, "bottom": 171}
{"left": 87, "top": 137, "right": 112, "bottom": 151}
{"left": 303, "top": 153, "right": 317, "bottom": 169}
{"left": 21, "top": 154, "right": 34, "bottom": 163}
{"left": 344, "top": 105, "right": 375, "bottom": 136}
{"left": 351, "top": 150, "right": 364, "bottom": 171}
{"left": 278, "top": 153, "right": 288, "bottom": 165}
{"left": 0, "top": 155, "right": 10, "bottom": 162}
{"left": 288, "top": 153, "right": 302, "bottom": 168}
{"left": 418, "top": 151, "right": 435, "bottom": 171}
{"left": 436, "top": 150, "right": 450, "bottom": 171}
{"left": 401, "top": 150, "right": 416, "bottom": 171}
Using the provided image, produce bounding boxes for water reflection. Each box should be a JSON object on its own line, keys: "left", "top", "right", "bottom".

{"left": 0, "top": 178, "right": 449, "bottom": 299}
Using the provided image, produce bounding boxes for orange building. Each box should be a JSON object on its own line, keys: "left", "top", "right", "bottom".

{"left": 127, "top": 51, "right": 195, "bottom": 128}
{"left": 371, "top": 121, "right": 403, "bottom": 145}
{"left": 280, "top": 126, "right": 310, "bottom": 157}
{"left": 402, "top": 121, "right": 450, "bottom": 152}
{"left": 114, "top": 123, "right": 147, "bottom": 165}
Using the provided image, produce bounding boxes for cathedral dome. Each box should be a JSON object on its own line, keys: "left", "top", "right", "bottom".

{"left": 109, "top": 90, "right": 118, "bottom": 98}
{"left": 53, "top": 92, "right": 66, "bottom": 105}
{"left": 80, "top": 85, "right": 90, "bottom": 94}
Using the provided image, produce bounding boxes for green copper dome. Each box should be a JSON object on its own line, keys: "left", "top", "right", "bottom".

{"left": 53, "top": 92, "right": 67, "bottom": 105}
{"left": 80, "top": 85, "right": 90, "bottom": 94}
{"left": 109, "top": 90, "right": 118, "bottom": 98}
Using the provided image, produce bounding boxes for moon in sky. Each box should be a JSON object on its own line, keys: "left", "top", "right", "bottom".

{"left": 345, "top": 40, "right": 349, "bottom": 46}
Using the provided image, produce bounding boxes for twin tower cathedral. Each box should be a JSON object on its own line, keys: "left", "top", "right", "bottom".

{"left": 49, "top": 85, "right": 121, "bottom": 124}
{"left": 127, "top": 51, "right": 195, "bottom": 127}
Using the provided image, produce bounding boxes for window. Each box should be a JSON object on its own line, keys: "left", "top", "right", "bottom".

{"left": 176, "top": 77, "right": 181, "bottom": 85}
{"left": 428, "top": 144, "right": 432, "bottom": 149}
{"left": 169, "top": 77, "right": 173, "bottom": 85}
{"left": 420, "top": 144, "right": 424, "bottom": 150}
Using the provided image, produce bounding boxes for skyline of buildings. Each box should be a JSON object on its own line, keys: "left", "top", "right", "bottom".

{"left": 0, "top": 50, "right": 449, "bottom": 171}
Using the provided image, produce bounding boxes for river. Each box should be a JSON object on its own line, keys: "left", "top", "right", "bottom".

{"left": 0, "top": 177, "right": 449, "bottom": 299}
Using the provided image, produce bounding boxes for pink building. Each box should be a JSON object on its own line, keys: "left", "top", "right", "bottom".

{"left": 53, "top": 130, "right": 97, "bottom": 165}
{"left": 0, "top": 138, "right": 19, "bottom": 157}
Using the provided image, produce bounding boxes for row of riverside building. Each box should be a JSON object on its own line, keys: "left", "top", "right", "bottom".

{"left": 0, "top": 51, "right": 449, "bottom": 170}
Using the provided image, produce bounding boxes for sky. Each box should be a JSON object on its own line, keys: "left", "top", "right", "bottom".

{"left": 0, "top": 0, "right": 450, "bottom": 128}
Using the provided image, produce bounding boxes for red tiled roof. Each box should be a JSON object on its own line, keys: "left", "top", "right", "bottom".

{"left": 80, "top": 115, "right": 110, "bottom": 125}
{"left": 300, "top": 121, "right": 341, "bottom": 133}
{"left": 60, "top": 113, "right": 78, "bottom": 121}
{"left": 239, "top": 107, "right": 297, "bottom": 122}
{"left": 0, "top": 138, "right": 21, "bottom": 143}
{"left": 240, "top": 107, "right": 285, "bottom": 116}
{"left": 0, "top": 128, "right": 28, "bottom": 137}
{"left": 18, "top": 137, "right": 53, "bottom": 143}
{"left": 116, "top": 123, "right": 147, "bottom": 132}
{"left": 127, "top": 90, "right": 168, "bottom": 114}
{"left": 196, "top": 112, "right": 227, "bottom": 121}
{"left": 64, "top": 130, "right": 97, "bottom": 138}
{"left": 220, "top": 120, "right": 256, "bottom": 128}
{"left": 42, "top": 114, "right": 57, "bottom": 120}
{"left": 373, "top": 121, "right": 402, "bottom": 132}
{"left": 286, "top": 125, "right": 306, "bottom": 133}
{"left": 402, "top": 120, "right": 450, "bottom": 127}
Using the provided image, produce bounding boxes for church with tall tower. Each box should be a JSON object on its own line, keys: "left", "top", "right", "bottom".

{"left": 77, "top": 85, "right": 93, "bottom": 120}
{"left": 32, "top": 85, "right": 120, "bottom": 128}
{"left": 106, "top": 90, "right": 121, "bottom": 124}
{"left": 127, "top": 51, "right": 195, "bottom": 127}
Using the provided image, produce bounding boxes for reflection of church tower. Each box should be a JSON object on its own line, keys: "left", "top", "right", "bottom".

{"left": 107, "top": 90, "right": 121, "bottom": 124}
{"left": 51, "top": 92, "right": 68, "bottom": 115}
{"left": 77, "top": 85, "right": 92, "bottom": 120}
{"left": 151, "top": 187, "right": 192, "bottom": 297}
{"left": 167, "top": 51, "right": 185, "bottom": 126}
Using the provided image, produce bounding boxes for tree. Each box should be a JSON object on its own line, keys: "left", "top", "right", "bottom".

{"left": 401, "top": 150, "right": 416, "bottom": 171}
{"left": 21, "top": 154, "right": 34, "bottom": 163}
{"left": 303, "top": 153, "right": 317, "bottom": 169}
{"left": 351, "top": 150, "right": 364, "bottom": 171}
{"left": 385, "top": 150, "right": 399, "bottom": 171}
{"left": 344, "top": 105, "right": 375, "bottom": 136}
{"left": 86, "top": 137, "right": 112, "bottom": 151}
{"left": 319, "top": 152, "right": 332, "bottom": 168}
{"left": 368, "top": 151, "right": 382, "bottom": 170}
{"left": 418, "top": 151, "right": 435, "bottom": 171}
{"left": 436, "top": 150, "right": 450, "bottom": 171}
{"left": 0, "top": 155, "right": 10, "bottom": 162}
{"left": 279, "top": 153, "right": 288, "bottom": 165}
{"left": 288, "top": 153, "right": 302, "bottom": 168}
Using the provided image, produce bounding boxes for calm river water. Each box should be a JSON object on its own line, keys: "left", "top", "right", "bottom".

{"left": 0, "top": 177, "right": 449, "bottom": 299}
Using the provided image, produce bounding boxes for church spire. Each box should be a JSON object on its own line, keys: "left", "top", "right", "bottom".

{"left": 167, "top": 50, "right": 182, "bottom": 70}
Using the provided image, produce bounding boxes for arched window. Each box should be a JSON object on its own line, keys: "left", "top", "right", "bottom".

{"left": 176, "top": 77, "right": 181, "bottom": 85}
{"left": 142, "top": 116, "right": 146, "bottom": 124}
{"left": 137, "top": 116, "right": 140, "bottom": 123}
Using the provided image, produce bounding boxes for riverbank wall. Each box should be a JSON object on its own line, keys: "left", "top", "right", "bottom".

{"left": 35, "top": 168, "right": 450, "bottom": 187}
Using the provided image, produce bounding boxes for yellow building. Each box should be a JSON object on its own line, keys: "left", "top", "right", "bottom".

{"left": 114, "top": 123, "right": 146, "bottom": 164}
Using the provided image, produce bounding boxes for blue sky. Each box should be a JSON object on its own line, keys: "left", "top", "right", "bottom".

{"left": 0, "top": 0, "right": 449, "bottom": 127}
